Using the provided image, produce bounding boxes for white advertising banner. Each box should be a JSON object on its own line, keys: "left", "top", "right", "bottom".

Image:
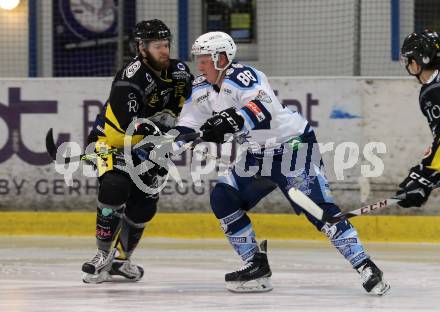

{"left": 0, "top": 77, "right": 437, "bottom": 214}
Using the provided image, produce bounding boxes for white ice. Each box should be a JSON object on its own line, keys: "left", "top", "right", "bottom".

{"left": 0, "top": 237, "right": 439, "bottom": 312}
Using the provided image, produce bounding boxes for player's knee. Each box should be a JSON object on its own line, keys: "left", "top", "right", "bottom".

{"left": 125, "top": 199, "right": 158, "bottom": 223}
{"left": 304, "top": 203, "right": 342, "bottom": 230}
{"left": 210, "top": 183, "right": 243, "bottom": 219}
{"left": 211, "top": 184, "right": 250, "bottom": 234}
{"left": 98, "top": 172, "right": 131, "bottom": 206}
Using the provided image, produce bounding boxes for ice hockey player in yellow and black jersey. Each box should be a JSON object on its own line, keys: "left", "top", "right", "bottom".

{"left": 82, "top": 19, "right": 193, "bottom": 284}
{"left": 397, "top": 29, "right": 440, "bottom": 208}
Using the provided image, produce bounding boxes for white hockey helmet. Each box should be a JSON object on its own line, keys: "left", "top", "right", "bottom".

{"left": 191, "top": 31, "right": 237, "bottom": 70}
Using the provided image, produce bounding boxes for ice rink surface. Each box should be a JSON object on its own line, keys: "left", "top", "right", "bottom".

{"left": 0, "top": 237, "right": 439, "bottom": 312}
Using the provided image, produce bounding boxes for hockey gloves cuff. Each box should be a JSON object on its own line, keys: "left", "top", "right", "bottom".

{"left": 396, "top": 164, "right": 440, "bottom": 208}
{"left": 133, "top": 144, "right": 168, "bottom": 177}
{"left": 200, "top": 108, "right": 244, "bottom": 144}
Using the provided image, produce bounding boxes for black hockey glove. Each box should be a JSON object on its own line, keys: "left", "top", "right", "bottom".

{"left": 396, "top": 164, "right": 440, "bottom": 208}
{"left": 200, "top": 108, "right": 244, "bottom": 144}
{"left": 133, "top": 145, "right": 168, "bottom": 177}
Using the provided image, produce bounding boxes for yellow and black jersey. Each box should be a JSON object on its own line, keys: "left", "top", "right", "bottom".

{"left": 419, "top": 70, "right": 440, "bottom": 171}
{"left": 89, "top": 57, "right": 193, "bottom": 149}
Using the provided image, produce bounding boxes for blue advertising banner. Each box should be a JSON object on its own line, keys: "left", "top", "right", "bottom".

{"left": 53, "top": 0, "right": 135, "bottom": 76}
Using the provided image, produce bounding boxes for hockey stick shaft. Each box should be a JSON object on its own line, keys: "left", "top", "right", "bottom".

{"left": 287, "top": 187, "right": 403, "bottom": 224}
{"left": 324, "top": 197, "right": 401, "bottom": 223}
{"left": 45, "top": 128, "right": 202, "bottom": 164}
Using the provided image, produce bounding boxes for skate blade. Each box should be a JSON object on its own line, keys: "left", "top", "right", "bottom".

{"left": 226, "top": 277, "right": 273, "bottom": 293}
{"left": 370, "top": 281, "right": 390, "bottom": 296}
{"left": 109, "top": 263, "right": 144, "bottom": 282}
{"left": 82, "top": 271, "right": 111, "bottom": 284}
{"left": 108, "top": 272, "right": 143, "bottom": 282}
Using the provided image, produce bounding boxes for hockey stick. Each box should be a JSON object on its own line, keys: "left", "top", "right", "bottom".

{"left": 45, "top": 128, "right": 202, "bottom": 164}
{"left": 287, "top": 187, "right": 404, "bottom": 224}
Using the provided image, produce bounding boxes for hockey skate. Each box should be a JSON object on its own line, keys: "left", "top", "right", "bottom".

{"left": 225, "top": 240, "right": 273, "bottom": 293}
{"left": 109, "top": 258, "right": 144, "bottom": 282}
{"left": 356, "top": 259, "right": 390, "bottom": 295}
{"left": 82, "top": 248, "right": 116, "bottom": 284}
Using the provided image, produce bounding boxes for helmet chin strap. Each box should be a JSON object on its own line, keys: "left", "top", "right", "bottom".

{"left": 213, "top": 58, "right": 231, "bottom": 86}
{"left": 406, "top": 64, "right": 424, "bottom": 84}
{"left": 214, "top": 69, "right": 225, "bottom": 85}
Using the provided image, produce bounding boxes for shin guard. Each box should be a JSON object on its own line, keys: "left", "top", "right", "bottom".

{"left": 95, "top": 201, "right": 125, "bottom": 251}
{"left": 114, "top": 216, "right": 146, "bottom": 260}
{"left": 321, "top": 220, "right": 369, "bottom": 268}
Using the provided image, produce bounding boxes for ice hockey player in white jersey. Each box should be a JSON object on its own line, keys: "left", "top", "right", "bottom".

{"left": 176, "top": 31, "right": 390, "bottom": 295}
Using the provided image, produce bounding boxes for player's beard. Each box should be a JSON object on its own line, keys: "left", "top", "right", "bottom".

{"left": 145, "top": 51, "right": 170, "bottom": 71}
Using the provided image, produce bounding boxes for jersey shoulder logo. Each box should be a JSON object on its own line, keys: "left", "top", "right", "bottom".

{"left": 225, "top": 68, "right": 235, "bottom": 76}
{"left": 125, "top": 61, "right": 141, "bottom": 78}
{"left": 193, "top": 74, "right": 208, "bottom": 86}
{"left": 255, "top": 90, "right": 272, "bottom": 103}
{"left": 231, "top": 63, "right": 244, "bottom": 69}
{"left": 145, "top": 72, "right": 152, "bottom": 82}
{"left": 177, "top": 62, "right": 186, "bottom": 71}
{"left": 226, "top": 66, "right": 258, "bottom": 88}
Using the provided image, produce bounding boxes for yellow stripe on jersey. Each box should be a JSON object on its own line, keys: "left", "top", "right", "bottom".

{"left": 179, "top": 96, "right": 185, "bottom": 108}
{"left": 105, "top": 103, "right": 124, "bottom": 133}
{"left": 98, "top": 102, "right": 143, "bottom": 148}
{"left": 426, "top": 138, "right": 440, "bottom": 172}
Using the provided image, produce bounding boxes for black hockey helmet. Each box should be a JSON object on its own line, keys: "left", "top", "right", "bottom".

{"left": 133, "top": 19, "right": 172, "bottom": 43}
{"left": 401, "top": 30, "right": 440, "bottom": 73}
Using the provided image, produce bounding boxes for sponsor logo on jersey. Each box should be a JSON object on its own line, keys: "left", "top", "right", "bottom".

{"left": 148, "top": 93, "right": 160, "bottom": 107}
{"left": 222, "top": 88, "right": 232, "bottom": 94}
{"left": 163, "top": 93, "right": 171, "bottom": 106}
{"left": 145, "top": 81, "right": 156, "bottom": 95}
{"left": 125, "top": 61, "right": 141, "bottom": 78}
{"left": 285, "top": 169, "right": 316, "bottom": 196}
{"left": 177, "top": 62, "right": 186, "bottom": 71}
{"left": 196, "top": 94, "right": 209, "bottom": 104}
{"left": 193, "top": 75, "right": 206, "bottom": 85}
{"left": 145, "top": 73, "right": 152, "bottom": 82}
{"left": 160, "top": 88, "right": 174, "bottom": 96}
{"left": 172, "top": 71, "right": 191, "bottom": 81}
{"left": 225, "top": 68, "right": 235, "bottom": 76}
{"left": 245, "top": 101, "right": 266, "bottom": 122}
{"left": 255, "top": 90, "right": 272, "bottom": 103}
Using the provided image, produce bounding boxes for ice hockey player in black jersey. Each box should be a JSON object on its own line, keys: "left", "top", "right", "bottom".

{"left": 82, "top": 19, "right": 193, "bottom": 283}
{"left": 397, "top": 30, "right": 440, "bottom": 208}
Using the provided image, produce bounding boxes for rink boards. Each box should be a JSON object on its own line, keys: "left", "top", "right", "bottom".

{"left": 1, "top": 77, "right": 440, "bottom": 215}
{"left": 0, "top": 212, "right": 439, "bottom": 242}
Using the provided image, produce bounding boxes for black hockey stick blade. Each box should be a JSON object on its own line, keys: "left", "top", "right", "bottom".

{"left": 45, "top": 128, "right": 57, "bottom": 161}
{"left": 45, "top": 128, "right": 88, "bottom": 164}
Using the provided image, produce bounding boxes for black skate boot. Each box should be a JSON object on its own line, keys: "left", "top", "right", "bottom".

{"left": 225, "top": 240, "right": 273, "bottom": 293}
{"left": 356, "top": 259, "right": 390, "bottom": 295}
{"left": 109, "top": 258, "right": 144, "bottom": 282}
{"left": 82, "top": 248, "right": 116, "bottom": 283}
